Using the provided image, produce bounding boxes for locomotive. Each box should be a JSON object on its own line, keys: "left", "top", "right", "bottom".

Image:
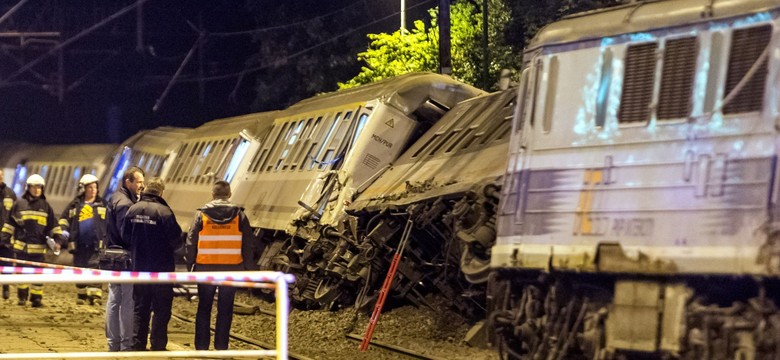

{"left": 489, "top": 0, "right": 780, "bottom": 358}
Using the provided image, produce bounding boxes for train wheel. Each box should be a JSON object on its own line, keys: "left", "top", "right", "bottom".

{"left": 313, "top": 277, "right": 341, "bottom": 305}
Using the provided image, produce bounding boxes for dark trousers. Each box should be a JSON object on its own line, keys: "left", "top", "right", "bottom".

{"left": 0, "top": 246, "right": 15, "bottom": 292}
{"left": 195, "top": 284, "right": 237, "bottom": 350}
{"left": 133, "top": 284, "right": 173, "bottom": 351}
{"left": 15, "top": 252, "right": 44, "bottom": 302}
{"left": 73, "top": 251, "right": 100, "bottom": 299}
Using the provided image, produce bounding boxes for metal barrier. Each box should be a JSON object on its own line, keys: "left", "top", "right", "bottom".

{"left": 0, "top": 257, "right": 294, "bottom": 359}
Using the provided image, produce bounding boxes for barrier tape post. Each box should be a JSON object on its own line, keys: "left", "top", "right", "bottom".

{"left": 0, "top": 257, "right": 295, "bottom": 359}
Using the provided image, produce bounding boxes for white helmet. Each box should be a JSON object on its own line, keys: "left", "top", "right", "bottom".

{"left": 79, "top": 174, "right": 99, "bottom": 186}
{"left": 26, "top": 174, "right": 46, "bottom": 187}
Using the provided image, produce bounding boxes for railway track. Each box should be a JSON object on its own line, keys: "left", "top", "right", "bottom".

{"left": 225, "top": 301, "right": 450, "bottom": 360}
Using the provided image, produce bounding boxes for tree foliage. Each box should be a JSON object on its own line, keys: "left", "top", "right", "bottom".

{"left": 339, "top": 0, "right": 520, "bottom": 91}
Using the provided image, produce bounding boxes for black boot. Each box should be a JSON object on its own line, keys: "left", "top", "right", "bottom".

{"left": 2, "top": 285, "right": 9, "bottom": 300}
{"left": 17, "top": 287, "right": 28, "bottom": 306}
{"left": 30, "top": 294, "right": 42, "bottom": 308}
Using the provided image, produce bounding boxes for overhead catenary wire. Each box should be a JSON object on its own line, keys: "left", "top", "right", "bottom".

{"left": 0, "top": 0, "right": 150, "bottom": 86}
{"left": 169, "top": 0, "right": 437, "bottom": 84}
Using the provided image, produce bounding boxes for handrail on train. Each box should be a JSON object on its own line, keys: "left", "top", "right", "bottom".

{"left": 0, "top": 257, "right": 295, "bottom": 360}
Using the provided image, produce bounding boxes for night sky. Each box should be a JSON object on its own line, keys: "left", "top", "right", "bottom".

{"left": 0, "top": 0, "right": 434, "bottom": 145}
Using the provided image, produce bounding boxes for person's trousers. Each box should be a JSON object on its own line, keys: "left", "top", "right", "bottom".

{"left": 15, "top": 252, "right": 44, "bottom": 303}
{"left": 106, "top": 283, "right": 134, "bottom": 351}
{"left": 195, "top": 284, "right": 237, "bottom": 350}
{"left": 73, "top": 251, "right": 101, "bottom": 301}
{"left": 0, "top": 246, "right": 14, "bottom": 294}
{"left": 133, "top": 284, "right": 173, "bottom": 351}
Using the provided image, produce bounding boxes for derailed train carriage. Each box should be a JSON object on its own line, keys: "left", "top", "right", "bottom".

{"left": 490, "top": 0, "right": 780, "bottom": 358}
{"left": 232, "top": 72, "right": 482, "bottom": 306}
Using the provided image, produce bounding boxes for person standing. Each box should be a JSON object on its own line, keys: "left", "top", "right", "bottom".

{"left": 186, "top": 180, "right": 256, "bottom": 351}
{"left": 0, "top": 169, "right": 17, "bottom": 300}
{"left": 59, "top": 174, "right": 108, "bottom": 305}
{"left": 0, "top": 174, "right": 66, "bottom": 307}
{"left": 123, "top": 177, "right": 182, "bottom": 351}
{"left": 105, "top": 166, "right": 144, "bottom": 352}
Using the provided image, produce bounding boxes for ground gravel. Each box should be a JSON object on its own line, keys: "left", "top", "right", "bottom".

{"left": 173, "top": 290, "right": 500, "bottom": 359}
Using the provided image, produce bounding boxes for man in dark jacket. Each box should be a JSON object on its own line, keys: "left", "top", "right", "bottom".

{"left": 186, "top": 180, "right": 256, "bottom": 351}
{"left": 1, "top": 174, "right": 66, "bottom": 307}
{"left": 105, "top": 166, "right": 144, "bottom": 352}
{"left": 123, "top": 177, "right": 182, "bottom": 351}
{"left": 0, "top": 169, "right": 17, "bottom": 299}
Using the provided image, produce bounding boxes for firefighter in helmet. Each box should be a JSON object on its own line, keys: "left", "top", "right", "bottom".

{"left": 59, "top": 173, "right": 108, "bottom": 305}
{"left": 0, "top": 174, "right": 66, "bottom": 307}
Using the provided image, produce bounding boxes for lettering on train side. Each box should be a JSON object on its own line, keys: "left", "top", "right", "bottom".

{"left": 610, "top": 218, "right": 654, "bottom": 237}
{"left": 573, "top": 217, "right": 655, "bottom": 237}
{"left": 371, "top": 134, "right": 393, "bottom": 148}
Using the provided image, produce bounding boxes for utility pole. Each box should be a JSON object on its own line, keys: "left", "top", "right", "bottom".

{"left": 438, "top": 0, "right": 451, "bottom": 75}
{"left": 482, "top": 0, "right": 489, "bottom": 89}
{"left": 401, "top": 0, "right": 406, "bottom": 33}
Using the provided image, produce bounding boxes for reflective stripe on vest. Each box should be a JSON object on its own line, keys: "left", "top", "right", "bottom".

{"left": 196, "top": 214, "right": 242, "bottom": 265}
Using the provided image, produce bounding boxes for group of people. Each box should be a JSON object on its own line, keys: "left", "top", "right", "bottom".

{"left": 0, "top": 166, "right": 258, "bottom": 352}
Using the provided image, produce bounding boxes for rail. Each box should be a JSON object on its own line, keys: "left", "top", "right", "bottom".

{"left": 0, "top": 257, "right": 295, "bottom": 359}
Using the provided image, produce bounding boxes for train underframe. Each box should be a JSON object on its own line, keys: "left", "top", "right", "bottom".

{"left": 256, "top": 183, "right": 500, "bottom": 321}
{"left": 487, "top": 271, "right": 780, "bottom": 360}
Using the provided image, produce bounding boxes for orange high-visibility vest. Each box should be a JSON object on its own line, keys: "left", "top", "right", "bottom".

{"left": 196, "top": 214, "right": 242, "bottom": 265}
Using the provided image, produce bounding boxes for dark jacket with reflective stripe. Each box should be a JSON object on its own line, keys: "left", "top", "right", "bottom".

{"left": 123, "top": 193, "right": 182, "bottom": 272}
{"left": 1, "top": 192, "right": 65, "bottom": 254}
{"left": 59, "top": 195, "right": 108, "bottom": 251}
{"left": 185, "top": 199, "right": 256, "bottom": 272}
{"left": 0, "top": 182, "right": 16, "bottom": 224}
{"left": 106, "top": 186, "right": 137, "bottom": 249}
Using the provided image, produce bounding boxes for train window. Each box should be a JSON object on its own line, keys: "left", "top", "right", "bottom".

{"left": 723, "top": 24, "right": 770, "bottom": 114}
{"left": 278, "top": 120, "right": 307, "bottom": 171}
{"left": 190, "top": 141, "right": 212, "bottom": 183}
{"left": 223, "top": 138, "right": 250, "bottom": 182}
{"left": 619, "top": 42, "right": 657, "bottom": 124}
{"left": 49, "top": 167, "right": 60, "bottom": 195}
{"left": 658, "top": 36, "right": 697, "bottom": 120}
{"left": 72, "top": 167, "right": 82, "bottom": 192}
{"left": 353, "top": 113, "right": 369, "bottom": 141}
{"left": 64, "top": 166, "right": 74, "bottom": 194}
{"left": 265, "top": 122, "right": 292, "bottom": 172}
{"left": 310, "top": 112, "right": 343, "bottom": 170}
{"left": 595, "top": 48, "right": 613, "bottom": 128}
{"left": 542, "top": 56, "right": 559, "bottom": 133}
{"left": 39, "top": 165, "right": 49, "bottom": 179}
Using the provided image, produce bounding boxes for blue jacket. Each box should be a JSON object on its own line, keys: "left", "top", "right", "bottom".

{"left": 123, "top": 193, "right": 182, "bottom": 273}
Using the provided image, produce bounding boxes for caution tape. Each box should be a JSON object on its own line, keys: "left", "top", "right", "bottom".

{"left": 0, "top": 257, "right": 294, "bottom": 289}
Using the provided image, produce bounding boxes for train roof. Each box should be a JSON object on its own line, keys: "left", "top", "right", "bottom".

{"left": 528, "top": 0, "right": 780, "bottom": 50}
{"left": 121, "top": 126, "right": 193, "bottom": 154}
{"left": 24, "top": 144, "right": 116, "bottom": 164}
{"left": 0, "top": 141, "right": 31, "bottom": 169}
{"left": 286, "top": 72, "right": 483, "bottom": 116}
{"left": 190, "top": 110, "right": 282, "bottom": 139}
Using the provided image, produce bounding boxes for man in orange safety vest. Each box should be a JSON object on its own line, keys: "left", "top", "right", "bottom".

{"left": 185, "top": 180, "right": 257, "bottom": 351}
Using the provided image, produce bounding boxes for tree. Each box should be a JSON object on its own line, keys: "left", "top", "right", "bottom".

{"left": 339, "top": 0, "right": 519, "bottom": 91}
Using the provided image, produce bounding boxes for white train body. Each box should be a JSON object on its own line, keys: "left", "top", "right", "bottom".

{"left": 494, "top": 0, "right": 780, "bottom": 277}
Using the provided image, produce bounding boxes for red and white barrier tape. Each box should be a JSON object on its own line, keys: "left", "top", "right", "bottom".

{"left": 0, "top": 257, "right": 294, "bottom": 288}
